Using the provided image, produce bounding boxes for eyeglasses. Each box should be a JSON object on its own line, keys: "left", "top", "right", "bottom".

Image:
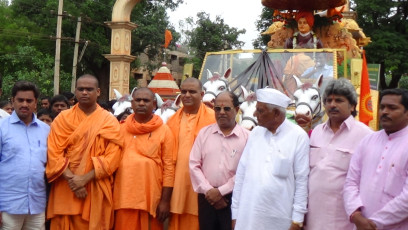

{"left": 214, "top": 106, "right": 232, "bottom": 112}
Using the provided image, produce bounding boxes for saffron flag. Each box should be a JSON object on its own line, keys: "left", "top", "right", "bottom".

{"left": 164, "top": 29, "right": 172, "bottom": 48}
{"left": 359, "top": 50, "right": 373, "bottom": 125}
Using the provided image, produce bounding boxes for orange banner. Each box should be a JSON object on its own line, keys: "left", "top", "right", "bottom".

{"left": 359, "top": 50, "right": 373, "bottom": 125}
{"left": 164, "top": 29, "right": 172, "bottom": 48}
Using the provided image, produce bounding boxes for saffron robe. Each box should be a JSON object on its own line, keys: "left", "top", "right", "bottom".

{"left": 166, "top": 103, "right": 215, "bottom": 228}
{"left": 113, "top": 114, "right": 175, "bottom": 217}
{"left": 46, "top": 104, "right": 123, "bottom": 230}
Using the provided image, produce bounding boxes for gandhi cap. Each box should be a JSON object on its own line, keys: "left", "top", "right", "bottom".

{"left": 256, "top": 88, "right": 291, "bottom": 108}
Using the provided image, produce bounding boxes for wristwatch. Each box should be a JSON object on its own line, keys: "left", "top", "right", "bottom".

{"left": 292, "top": 221, "right": 303, "bottom": 228}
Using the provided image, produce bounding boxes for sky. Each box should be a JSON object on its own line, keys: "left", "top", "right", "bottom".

{"left": 167, "top": 0, "right": 264, "bottom": 50}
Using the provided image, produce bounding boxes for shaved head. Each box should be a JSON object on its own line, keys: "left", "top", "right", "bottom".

{"left": 76, "top": 74, "right": 99, "bottom": 88}
{"left": 181, "top": 77, "right": 203, "bottom": 91}
{"left": 132, "top": 87, "right": 155, "bottom": 101}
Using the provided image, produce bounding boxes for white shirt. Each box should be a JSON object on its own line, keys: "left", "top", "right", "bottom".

{"left": 231, "top": 119, "right": 310, "bottom": 230}
{"left": 0, "top": 109, "right": 10, "bottom": 120}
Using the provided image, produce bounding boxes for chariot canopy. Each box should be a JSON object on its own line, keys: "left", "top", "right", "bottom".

{"left": 261, "top": 0, "right": 347, "bottom": 11}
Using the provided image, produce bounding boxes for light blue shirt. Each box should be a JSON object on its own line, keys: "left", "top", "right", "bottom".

{"left": 0, "top": 111, "right": 50, "bottom": 214}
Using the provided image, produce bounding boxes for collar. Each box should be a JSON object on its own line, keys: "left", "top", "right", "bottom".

{"left": 299, "top": 31, "right": 311, "bottom": 36}
{"left": 323, "top": 115, "right": 354, "bottom": 132}
{"left": 211, "top": 123, "right": 240, "bottom": 137}
{"left": 385, "top": 125, "right": 408, "bottom": 139}
{"left": 266, "top": 118, "right": 288, "bottom": 136}
{"left": 10, "top": 111, "right": 38, "bottom": 126}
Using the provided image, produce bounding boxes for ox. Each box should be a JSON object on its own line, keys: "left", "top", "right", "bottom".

{"left": 292, "top": 75, "right": 324, "bottom": 132}
{"left": 202, "top": 68, "right": 231, "bottom": 108}
{"left": 238, "top": 86, "right": 257, "bottom": 130}
{"left": 237, "top": 75, "right": 324, "bottom": 132}
{"left": 153, "top": 94, "right": 181, "bottom": 123}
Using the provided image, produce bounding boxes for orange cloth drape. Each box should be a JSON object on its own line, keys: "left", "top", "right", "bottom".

{"left": 46, "top": 104, "right": 123, "bottom": 230}
{"left": 359, "top": 50, "right": 373, "bottom": 125}
{"left": 166, "top": 103, "right": 215, "bottom": 218}
{"left": 113, "top": 114, "right": 175, "bottom": 217}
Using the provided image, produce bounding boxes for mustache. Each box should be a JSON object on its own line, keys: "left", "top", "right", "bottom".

{"left": 380, "top": 115, "right": 391, "bottom": 121}
{"left": 328, "top": 108, "right": 339, "bottom": 113}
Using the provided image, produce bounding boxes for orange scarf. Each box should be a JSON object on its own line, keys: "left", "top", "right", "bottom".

{"left": 125, "top": 114, "right": 163, "bottom": 134}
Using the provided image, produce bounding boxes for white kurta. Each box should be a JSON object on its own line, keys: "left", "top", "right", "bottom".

{"left": 231, "top": 119, "right": 310, "bottom": 230}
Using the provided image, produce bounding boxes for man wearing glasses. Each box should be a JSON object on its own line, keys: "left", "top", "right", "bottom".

{"left": 166, "top": 78, "right": 216, "bottom": 230}
{"left": 189, "top": 91, "right": 250, "bottom": 230}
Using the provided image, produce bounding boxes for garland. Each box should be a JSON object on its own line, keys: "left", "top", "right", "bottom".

{"left": 292, "top": 31, "right": 318, "bottom": 49}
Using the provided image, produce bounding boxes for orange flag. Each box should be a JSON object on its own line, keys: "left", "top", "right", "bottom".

{"left": 164, "top": 29, "right": 172, "bottom": 48}
{"left": 359, "top": 50, "right": 373, "bottom": 125}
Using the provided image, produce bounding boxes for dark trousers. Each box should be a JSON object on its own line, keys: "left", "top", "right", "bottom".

{"left": 198, "top": 193, "right": 232, "bottom": 230}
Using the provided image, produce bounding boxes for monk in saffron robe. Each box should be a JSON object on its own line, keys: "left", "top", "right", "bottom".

{"left": 167, "top": 78, "right": 216, "bottom": 230}
{"left": 46, "top": 74, "right": 123, "bottom": 230}
{"left": 113, "top": 87, "right": 175, "bottom": 230}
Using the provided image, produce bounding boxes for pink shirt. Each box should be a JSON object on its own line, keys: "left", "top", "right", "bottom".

{"left": 306, "top": 116, "right": 372, "bottom": 230}
{"left": 189, "top": 123, "right": 250, "bottom": 196}
{"left": 344, "top": 125, "right": 408, "bottom": 230}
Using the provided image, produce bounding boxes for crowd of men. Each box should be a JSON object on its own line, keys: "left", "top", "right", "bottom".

{"left": 1, "top": 74, "right": 408, "bottom": 230}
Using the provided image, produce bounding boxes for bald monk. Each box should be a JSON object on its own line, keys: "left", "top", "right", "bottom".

{"left": 113, "top": 87, "right": 175, "bottom": 230}
{"left": 46, "top": 74, "right": 123, "bottom": 230}
{"left": 167, "top": 78, "right": 216, "bottom": 230}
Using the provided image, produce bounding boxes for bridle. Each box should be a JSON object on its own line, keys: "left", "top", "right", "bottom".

{"left": 241, "top": 116, "right": 258, "bottom": 127}
{"left": 294, "top": 86, "right": 322, "bottom": 120}
{"left": 203, "top": 79, "right": 229, "bottom": 97}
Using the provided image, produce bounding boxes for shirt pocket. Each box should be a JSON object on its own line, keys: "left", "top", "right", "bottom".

{"left": 309, "top": 145, "right": 323, "bottom": 168}
{"left": 329, "top": 148, "right": 352, "bottom": 171}
{"left": 384, "top": 166, "right": 406, "bottom": 198}
{"left": 272, "top": 154, "right": 291, "bottom": 178}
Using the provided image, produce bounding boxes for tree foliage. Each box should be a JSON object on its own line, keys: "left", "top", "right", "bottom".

{"left": 183, "top": 12, "right": 246, "bottom": 77}
{"left": 253, "top": 7, "right": 274, "bottom": 49}
{"left": 1, "top": 0, "right": 182, "bottom": 100}
{"left": 353, "top": 0, "right": 408, "bottom": 89}
{"left": 0, "top": 45, "right": 71, "bottom": 98}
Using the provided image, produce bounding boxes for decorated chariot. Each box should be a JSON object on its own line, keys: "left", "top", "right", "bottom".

{"left": 199, "top": 0, "right": 379, "bottom": 132}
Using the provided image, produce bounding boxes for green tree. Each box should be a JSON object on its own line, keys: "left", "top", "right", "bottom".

{"left": 185, "top": 12, "right": 246, "bottom": 77}
{"left": 0, "top": 45, "right": 71, "bottom": 99}
{"left": 253, "top": 7, "right": 274, "bottom": 49}
{"left": 5, "top": 0, "right": 182, "bottom": 100}
{"left": 353, "top": 0, "right": 408, "bottom": 89}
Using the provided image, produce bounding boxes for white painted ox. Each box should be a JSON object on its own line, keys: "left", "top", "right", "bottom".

{"left": 112, "top": 89, "right": 132, "bottom": 116}
{"left": 202, "top": 68, "right": 231, "bottom": 108}
{"left": 237, "top": 75, "right": 324, "bottom": 132}
{"left": 238, "top": 86, "right": 258, "bottom": 130}
{"left": 292, "top": 75, "right": 324, "bottom": 132}
{"left": 154, "top": 94, "right": 181, "bottom": 123}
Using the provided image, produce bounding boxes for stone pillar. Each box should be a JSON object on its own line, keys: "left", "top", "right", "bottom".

{"left": 104, "top": 22, "right": 137, "bottom": 99}
{"left": 106, "top": 0, "right": 140, "bottom": 100}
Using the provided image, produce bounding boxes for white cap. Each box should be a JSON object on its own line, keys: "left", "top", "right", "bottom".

{"left": 256, "top": 88, "right": 291, "bottom": 108}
